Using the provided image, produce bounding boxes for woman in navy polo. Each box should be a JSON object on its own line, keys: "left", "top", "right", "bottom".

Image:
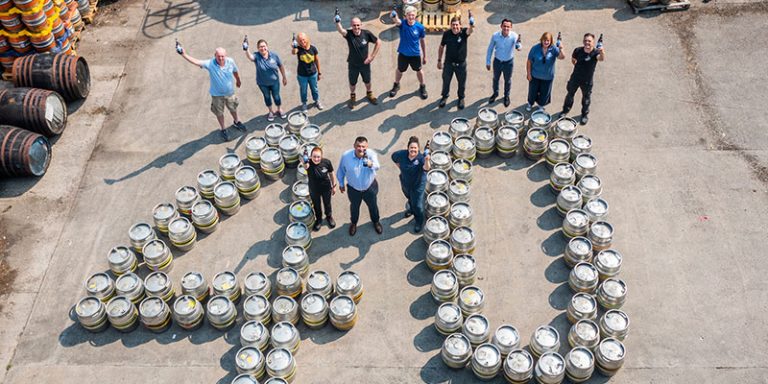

{"left": 391, "top": 136, "right": 430, "bottom": 233}
{"left": 526, "top": 32, "right": 565, "bottom": 112}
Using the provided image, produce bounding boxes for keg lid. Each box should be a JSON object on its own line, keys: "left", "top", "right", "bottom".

{"left": 106, "top": 296, "right": 133, "bottom": 317}
{"left": 452, "top": 158, "right": 472, "bottom": 173}
{"left": 235, "top": 166, "right": 258, "bottom": 183}
{"left": 568, "top": 347, "right": 595, "bottom": 369}
{"left": 289, "top": 201, "right": 312, "bottom": 219}
{"left": 76, "top": 296, "right": 103, "bottom": 317}
{"left": 450, "top": 202, "right": 472, "bottom": 219}
{"left": 116, "top": 273, "right": 141, "bottom": 292}
{"left": 285, "top": 222, "right": 308, "bottom": 240}
{"left": 598, "top": 338, "right": 625, "bottom": 361}
{"left": 437, "top": 303, "right": 462, "bottom": 323}
{"left": 575, "top": 153, "right": 598, "bottom": 169}
{"left": 307, "top": 270, "right": 331, "bottom": 291}
{"left": 566, "top": 210, "right": 589, "bottom": 227}
{"left": 272, "top": 321, "right": 298, "bottom": 343}
{"left": 459, "top": 286, "right": 484, "bottom": 306}
{"left": 574, "top": 319, "right": 599, "bottom": 341}
{"left": 538, "top": 352, "right": 565, "bottom": 375}
{"left": 142, "top": 239, "right": 168, "bottom": 260}
{"left": 505, "top": 110, "right": 525, "bottom": 125}
{"left": 213, "top": 271, "right": 238, "bottom": 291}
{"left": 291, "top": 181, "right": 309, "bottom": 197}
{"left": 475, "top": 127, "right": 494, "bottom": 141}
{"left": 506, "top": 349, "right": 534, "bottom": 373}
{"left": 168, "top": 217, "right": 192, "bottom": 234}
{"left": 241, "top": 320, "right": 268, "bottom": 342}
{"left": 173, "top": 295, "right": 200, "bottom": 316}
{"left": 591, "top": 221, "right": 614, "bottom": 238}
{"left": 454, "top": 136, "right": 475, "bottom": 150}
{"left": 337, "top": 271, "right": 361, "bottom": 291}
{"left": 433, "top": 270, "right": 458, "bottom": 290}
{"left": 282, "top": 245, "right": 307, "bottom": 265}
{"left": 474, "top": 344, "right": 501, "bottom": 367}
{"left": 601, "top": 279, "right": 627, "bottom": 298}
{"left": 494, "top": 325, "right": 520, "bottom": 348}
{"left": 449, "top": 180, "right": 469, "bottom": 195}
{"left": 152, "top": 203, "right": 176, "bottom": 221}
{"left": 145, "top": 272, "right": 170, "bottom": 292}
{"left": 260, "top": 148, "right": 282, "bottom": 163}
{"left": 301, "top": 293, "right": 327, "bottom": 314}
{"left": 300, "top": 124, "right": 321, "bottom": 139}
{"left": 233, "top": 373, "right": 259, "bottom": 384}
{"left": 197, "top": 170, "right": 220, "bottom": 189}
{"left": 453, "top": 254, "right": 476, "bottom": 274}
{"left": 128, "top": 222, "right": 154, "bottom": 242}
{"left": 548, "top": 139, "right": 570, "bottom": 155}
{"left": 214, "top": 181, "right": 237, "bottom": 199}
{"left": 85, "top": 272, "right": 112, "bottom": 294}
{"left": 181, "top": 271, "right": 205, "bottom": 291}
{"left": 430, "top": 151, "right": 451, "bottom": 166}
{"left": 531, "top": 110, "right": 552, "bottom": 125}
{"left": 246, "top": 136, "right": 268, "bottom": 152}
{"left": 556, "top": 117, "right": 577, "bottom": 132}
{"left": 497, "top": 126, "right": 519, "bottom": 141}
{"left": 287, "top": 111, "right": 307, "bottom": 126}
{"left": 573, "top": 263, "right": 598, "bottom": 282}
{"left": 427, "top": 192, "right": 449, "bottom": 208}
{"left": 450, "top": 117, "right": 471, "bottom": 134}
{"left": 427, "top": 169, "right": 448, "bottom": 185}
{"left": 526, "top": 128, "right": 547, "bottom": 143}
{"left": 571, "top": 293, "right": 597, "bottom": 313}
{"left": 266, "top": 123, "right": 286, "bottom": 138}
{"left": 276, "top": 267, "right": 300, "bottom": 286}
{"left": 266, "top": 348, "right": 293, "bottom": 371}
{"left": 191, "top": 200, "right": 215, "bottom": 217}
{"left": 428, "top": 240, "right": 452, "bottom": 259}
{"left": 432, "top": 131, "right": 452, "bottom": 146}
{"left": 245, "top": 272, "right": 269, "bottom": 292}
{"left": 140, "top": 296, "right": 166, "bottom": 317}
{"left": 236, "top": 347, "right": 263, "bottom": 370}
{"left": 579, "top": 175, "right": 601, "bottom": 190}
{"left": 571, "top": 135, "right": 592, "bottom": 151}
{"left": 273, "top": 296, "right": 297, "bottom": 314}
{"left": 478, "top": 108, "right": 498, "bottom": 123}
{"left": 451, "top": 227, "right": 475, "bottom": 244}
{"left": 444, "top": 333, "right": 471, "bottom": 356}
{"left": 175, "top": 186, "right": 198, "bottom": 204}
{"left": 330, "top": 295, "right": 355, "bottom": 316}
{"left": 464, "top": 314, "right": 489, "bottom": 335}
{"left": 107, "top": 246, "right": 134, "bottom": 265}
{"left": 208, "top": 295, "right": 233, "bottom": 315}
{"left": 553, "top": 163, "right": 575, "bottom": 179}
{"left": 568, "top": 237, "right": 592, "bottom": 256}
{"left": 278, "top": 134, "right": 300, "bottom": 151}
{"left": 533, "top": 326, "right": 560, "bottom": 349}
{"left": 603, "top": 310, "right": 629, "bottom": 332}
{"left": 585, "top": 198, "right": 609, "bottom": 216}
{"left": 263, "top": 379, "right": 289, "bottom": 384}
{"left": 559, "top": 186, "right": 582, "bottom": 202}
{"left": 596, "top": 249, "right": 622, "bottom": 269}
{"left": 426, "top": 216, "right": 449, "bottom": 233}
{"left": 244, "top": 295, "right": 269, "bottom": 317}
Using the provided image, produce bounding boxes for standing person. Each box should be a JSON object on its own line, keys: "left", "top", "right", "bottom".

{"left": 437, "top": 15, "right": 474, "bottom": 110}
{"left": 335, "top": 15, "right": 382, "bottom": 109}
{"left": 526, "top": 32, "right": 565, "bottom": 112}
{"left": 337, "top": 136, "right": 382, "bottom": 236}
{"left": 389, "top": 6, "right": 428, "bottom": 100}
{"left": 244, "top": 39, "right": 288, "bottom": 122}
{"left": 485, "top": 19, "right": 521, "bottom": 108}
{"left": 177, "top": 45, "right": 246, "bottom": 141}
{"left": 560, "top": 33, "right": 605, "bottom": 125}
{"left": 391, "top": 136, "right": 430, "bottom": 233}
{"left": 292, "top": 32, "right": 323, "bottom": 112}
{"left": 302, "top": 147, "right": 337, "bottom": 231}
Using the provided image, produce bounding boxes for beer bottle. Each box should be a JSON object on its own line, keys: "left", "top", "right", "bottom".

{"left": 424, "top": 140, "right": 431, "bottom": 157}
{"left": 334, "top": 7, "right": 341, "bottom": 23}
{"left": 291, "top": 33, "right": 298, "bottom": 49}
{"left": 515, "top": 34, "right": 522, "bottom": 50}
{"left": 468, "top": 10, "right": 475, "bottom": 26}
{"left": 556, "top": 32, "right": 562, "bottom": 48}
{"left": 242, "top": 35, "right": 249, "bottom": 51}
{"left": 596, "top": 33, "right": 604, "bottom": 50}
{"left": 302, "top": 147, "right": 309, "bottom": 164}
{"left": 175, "top": 39, "right": 183, "bottom": 54}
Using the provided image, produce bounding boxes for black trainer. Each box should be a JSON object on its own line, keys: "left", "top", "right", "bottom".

{"left": 419, "top": 84, "right": 428, "bottom": 100}
{"left": 220, "top": 129, "right": 229, "bottom": 141}
{"left": 234, "top": 121, "right": 247, "bottom": 131}
{"left": 458, "top": 98, "right": 465, "bottom": 110}
{"left": 580, "top": 115, "right": 589, "bottom": 125}
{"left": 488, "top": 93, "right": 498, "bottom": 103}
{"left": 503, "top": 96, "right": 510, "bottom": 108}
{"left": 389, "top": 82, "right": 400, "bottom": 98}
{"left": 438, "top": 97, "right": 447, "bottom": 108}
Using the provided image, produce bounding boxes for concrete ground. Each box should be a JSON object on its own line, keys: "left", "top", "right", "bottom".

{"left": 1, "top": 0, "right": 767, "bottom": 383}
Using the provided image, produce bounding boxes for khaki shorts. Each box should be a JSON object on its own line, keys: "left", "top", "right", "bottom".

{"left": 210, "top": 95, "right": 239, "bottom": 116}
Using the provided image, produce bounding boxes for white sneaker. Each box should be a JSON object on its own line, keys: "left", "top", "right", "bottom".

{"left": 301, "top": 103, "right": 308, "bottom": 112}
{"left": 525, "top": 104, "right": 532, "bottom": 112}
{"left": 316, "top": 101, "right": 324, "bottom": 111}
{"left": 537, "top": 105, "right": 546, "bottom": 112}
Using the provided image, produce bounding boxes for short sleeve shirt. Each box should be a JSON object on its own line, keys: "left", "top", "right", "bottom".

{"left": 296, "top": 45, "right": 319, "bottom": 77}
{"left": 254, "top": 51, "right": 282, "bottom": 86}
{"left": 570, "top": 47, "right": 600, "bottom": 84}
{"left": 307, "top": 158, "right": 334, "bottom": 190}
{"left": 391, "top": 149, "right": 426, "bottom": 190}
{"left": 527, "top": 43, "right": 560, "bottom": 81}
{"left": 202, "top": 57, "right": 238, "bottom": 97}
{"left": 398, "top": 21, "right": 425, "bottom": 57}
{"left": 345, "top": 29, "right": 378, "bottom": 66}
{"left": 441, "top": 28, "right": 469, "bottom": 64}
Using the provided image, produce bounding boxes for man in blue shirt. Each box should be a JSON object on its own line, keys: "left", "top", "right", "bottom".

{"left": 179, "top": 46, "right": 246, "bottom": 141}
{"left": 485, "top": 19, "right": 521, "bottom": 108}
{"left": 389, "top": 6, "right": 428, "bottom": 100}
{"left": 337, "top": 136, "right": 383, "bottom": 236}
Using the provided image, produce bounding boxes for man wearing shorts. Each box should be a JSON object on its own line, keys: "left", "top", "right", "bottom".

{"left": 336, "top": 15, "right": 381, "bottom": 110}
{"left": 389, "top": 6, "right": 427, "bottom": 100}
{"left": 179, "top": 46, "right": 246, "bottom": 141}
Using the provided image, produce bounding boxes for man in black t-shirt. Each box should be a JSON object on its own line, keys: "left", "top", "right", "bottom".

{"left": 560, "top": 33, "right": 605, "bottom": 125}
{"left": 437, "top": 16, "right": 474, "bottom": 110}
{"left": 336, "top": 16, "right": 382, "bottom": 110}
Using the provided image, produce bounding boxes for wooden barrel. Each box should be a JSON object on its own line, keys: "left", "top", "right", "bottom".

{"left": 12, "top": 53, "right": 90, "bottom": 101}
{"left": 0, "top": 87, "right": 67, "bottom": 136}
{"left": 0, "top": 125, "right": 51, "bottom": 177}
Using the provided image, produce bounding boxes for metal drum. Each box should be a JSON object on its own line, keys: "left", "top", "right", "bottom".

{"left": 595, "top": 249, "right": 622, "bottom": 280}
{"left": 441, "top": 333, "right": 473, "bottom": 369}
{"left": 244, "top": 271, "right": 272, "bottom": 298}
{"left": 476, "top": 107, "right": 499, "bottom": 129}
{"left": 291, "top": 181, "right": 310, "bottom": 202}
{"left": 529, "top": 109, "right": 552, "bottom": 133}
{"left": 107, "top": 245, "right": 138, "bottom": 276}
{"left": 565, "top": 347, "right": 595, "bottom": 383}
{"left": 449, "top": 202, "right": 473, "bottom": 229}
{"left": 563, "top": 209, "right": 590, "bottom": 238}
{"left": 279, "top": 134, "right": 301, "bottom": 169}
{"left": 219, "top": 153, "right": 242, "bottom": 180}
{"left": 245, "top": 136, "right": 268, "bottom": 167}
{"left": 75, "top": 296, "right": 109, "bottom": 332}
{"left": 549, "top": 162, "right": 576, "bottom": 193}
{"left": 472, "top": 343, "right": 502, "bottom": 380}
{"left": 435, "top": 302, "right": 463, "bottom": 335}
{"left": 207, "top": 295, "right": 237, "bottom": 331}
{"left": 474, "top": 126, "right": 496, "bottom": 158}
{"left": 600, "top": 309, "right": 629, "bottom": 341}
{"left": 181, "top": 271, "right": 209, "bottom": 302}
{"left": 567, "top": 292, "right": 598, "bottom": 324}
{"left": 452, "top": 254, "right": 477, "bottom": 287}
{"left": 545, "top": 139, "right": 571, "bottom": 168}
{"left": 568, "top": 262, "right": 599, "bottom": 294}
{"left": 235, "top": 165, "right": 261, "bottom": 199}
{"left": 556, "top": 185, "right": 583, "bottom": 217}
{"left": 152, "top": 203, "right": 178, "bottom": 235}
{"left": 175, "top": 186, "right": 199, "bottom": 216}
{"left": 462, "top": 313, "right": 491, "bottom": 346}
{"left": 298, "top": 137, "right": 319, "bottom": 158}
{"left": 243, "top": 294, "right": 272, "bottom": 325}
{"left": 214, "top": 181, "right": 242, "bottom": 216}
{"left": 503, "top": 349, "right": 535, "bottom": 384}
{"left": 106, "top": 296, "right": 139, "bottom": 332}
{"left": 450, "top": 117, "right": 473, "bottom": 139}
{"left": 553, "top": 117, "right": 578, "bottom": 141}
{"left": 300, "top": 292, "right": 329, "bottom": 329}
{"left": 450, "top": 226, "right": 475, "bottom": 255}
{"left": 448, "top": 179, "right": 471, "bottom": 204}
{"left": 431, "top": 131, "right": 453, "bottom": 153}
{"left": 115, "top": 272, "right": 145, "bottom": 304}
{"left": 570, "top": 134, "right": 592, "bottom": 161}
{"left": 492, "top": 325, "right": 521, "bottom": 358}
{"left": 275, "top": 267, "right": 303, "bottom": 298}
{"left": 144, "top": 271, "right": 175, "bottom": 303}
{"left": 424, "top": 215, "right": 450, "bottom": 244}
{"left": 142, "top": 239, "right": 173, "bottom": 272}
{"left": 597, "top": 278, "right": 627, "bottom": 310}
{"left": 285, "top": 222, "right": 311, "bottom": 250}
{"left": 272, "top": 295, "right": 300, "bottom": 325}
{"left": 191, "top": 200, "right": 220, "bottom": 233}
{"left": 458, "top": 285, "right": 484, "bottom": 316}
{"left": 172, "top": 295, "right": 204, "bottom": 331}
{"left": 286, "top": 111, "right": 308, "bottom": 135}
{"left": 595, "top": 338, "right": 626, "bottom": 376}
{"left": 426, "top": 169, "right": 450, "bottom": 194}
{"left": 429, "top": 150, "right": 452, "bottom": 172}
{"left": 504, "top": 110, "right": 525, "bottom": 129}
{"left": 564, "top": 236, "right": 593, "bottom": 267}
{"left": 197, "top": 169, "right": 220, "bottom": 199}
{"left": 495, "top": 125, "right": 519, "bottom": 158}
{"left": 265, "top": 123, "right": 286, "bottom": 147}
{"left": 578, "top": 175, "right": 602, "bottom": 204}
{"left": 235, "top": 346, "right": 266, "bottom": 379}
{"left": 240, "top": 320, "right": 270, "bottom": 351}
{"left": 271, "top": 321, "right": 301, "bottom": 354}
{"left": 260, "top": 147, "right": 285, "bottom": 181}
{"left": 431, "top": 269, "right": 459, "bottom": 303}
{"left": 589, "top": 221, "right": 614, "bottom": 252}
{"left": 573, "top": 153, "right": 597, "bottom": 180}
{"left": 288, "top": 200, "right": 315, "bottom": 228}
{"left": 213, "top": 271, "right": 242, "bottom": 304}
{"left": 329, "top": 295, "right": 358, "bottom": 331}
{"left": 85, "top": 272, "right": 115, "bottom": 302}
{"left": 299, "top": 123, "right": 321, "bottom": 145}
{"left": 450, "top": 158, "right": 473, "bottom": 183}
{"left": 529, "top": 325, "right": 560, "bottom": 358}
{"left": 584, "top": 197, "right": 609, "bottom": 223}
{"left": 452, "top": 135, "right": 477, "bottom": 162}
{"left": 128, "top": 222, "right": 156, "bottom": 254}
{"left": 282, "top": 246, "right": 309, "bottom": 277}
{"left": 306, "top": 270, "right": 333, "bottom": 299}
{"left": 139, "top": 296, "right": 172, "bottom": 333}
{"left": 232, "top": 374, "right": 260, "bottom": 384}
{"left": 336, "top": 270, "right": 364, "bottom": 303}
{"left": 568, "top": 319, "right": 600, "bottom": 350}
{"left": 265, "top": 348, "right": 297, "bottom": 382}
{"left": 426, "top": 191, "right": 450, "bottom": 218}
{"left": 296, "top": 165, "right": 308, "bottom": 184}
{"left": 534, "top": 351, "right": 566, "bottom": 384}
{"left": 426, "top": 239, "right": 454, "bottom": 271}
{"left": 168, "top": 217, "right": 197, "bottom": 251}
{"left": 523, "top": 127, "right": 548, "bottom": 160}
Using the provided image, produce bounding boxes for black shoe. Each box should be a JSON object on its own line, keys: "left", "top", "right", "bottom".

{"left": 438, "top": 97, "right": 447, "bottom": 108}
{"left": 312, "top": 222, "right": 322, "bottom": 231}
{"left": 404, "top": 210, "right": 413, "bottom": 218}
{"left": 559, "top": 110, "right": 569, "bottom": 118}
{"left": 419, "top": 84, "right": 428, "bottom": 100}
{"left": 580, "top": 115, "right": 589, "bottom": 125}
{"left": 349, "top": 223, "right": 357, "bottom": 236}
{"left": 488, "top": 93, "right": 498, "bottom": 103}
{"left": 389, "top": 82, "right": 400, "bottom": 98}
{"left": 348, "top": 93, "right": 356, "bottom": 110}
{"left": 374, "top": 221, "right": 383, "bottom": 234}
{"left": 458, "top": 98, "right": 465, "bottom": 110}
{"left": 220, "top": 129, "right": 229, "bottom": 141}
{"left": 503, "top": 96, "right": 510, "bottom": 108}
{"left": 234, "top": 121, "right": 246, "bottom": 131}
{"left": 414, "top": 224, "right": 422, "bottom": 233}
{"left": 327, "top": 216, "right": 336, "bottom": 228}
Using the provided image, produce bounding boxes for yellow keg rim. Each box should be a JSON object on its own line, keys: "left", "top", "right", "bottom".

{"left": 210, "top": 314, "right": 238, "bottom": 331}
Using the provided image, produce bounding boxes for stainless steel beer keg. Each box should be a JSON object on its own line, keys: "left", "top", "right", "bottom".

{"left": 503, "top": 349, "right": 534, "bottom": 384}
{"left": 556, "top": 185, "right": 583, "bottom": 217}
{"left": 564, "top": 236, "right": 593, "bottom": 267}
{"left": 426, "top": 239, "right": 454, "bottom": 272}
{"left": 300, "top": 292, "right": 329, "bottom": 329}
{"left": 424, "top": 215, "right": 450, "bottom": 244}
{"left": 288, "top": 200, "right": 315, "bottom": 229}
{"left": 450, "top": 117, "right": 473, "bottom": 139}
{"left": 243, "top": 294, "right": 272, "bottom": 325}
{"left": 553, "top": 117, "right": 578, "bottom": 141}
{"left": 568, "top": 262, "right": 599, "bottom": 294}
{"left": 115, "top": 272, "right": 145, "bottom": 304}
{"left": 128, "top": 222, "right": 156, "bottom": 254}
{"left": 549, "top": 162, "right": 576, "bottom": 193}
{"left": 594, "top": 249, "right": 622, "bottom": 280}
{"left": 462, "top": 313, "right": 491, "bottom": 346}
{"left": 452, "top": 135, "right": 477, "bottom": 162}
{"left": 139, "top": 296, "right": 172, "bottom": 333}
{"left": 75, "top": 296, "right": 108, "bottom": 332}
{"left": 458, "top": 285, "right": 485, "bottom": 316}
{"left": 562, "top": 209, "right": 590, "bottom": 238}
{"left": 448, "top": 179, "right": 471, "bottom": 204}
{"left": 197, "top": 169, "right": 220, "bottom": 198}
{"left": 214, "top": 181, "right": 242, "bottom": 216}
{"left": 426, "top": 169, "right": 450, "bottom": 194}
{"left": 265, "top": 348, "right": 297, "bottom": 382}
{"left": 568, "top": 319, "right": 600, "bottom": 350}
{"left": 449, "top": 202, "right": 473, "bottom": 229}
{"left": 329, "top": 295, "right": 358, "bottom": 331}
{"left": 452, "top": 254, "right": 477, "bottom": 287}
{"left": 168, "top": 216, "right": 197, "bottom": 251}
{"left": 232, "top": 373, "right": 259, "bottom": 384}
{"left": 245, "top": 136, "right": 268, "bottom": 167}
{"left": 265, "top": 123, "right": 286, "bottom": 147}
{"left": 476, "top": 108, "right": 499, "bottom": 129}
{"left": 272, "top": 295, "right": 300, "bottom": 325}
{"left": 275, "top": 267, "right": 303, "bottom": 298}
{"left": 523, "top": 127, "right": 548, "bottom": 160}
{"left": 545, "top": 139, "right": 571, "bottom": 168}
{"left": 441, "top": 333, "right": 473, "bottom": 369}
{"left": 219, "top": 153, "right": 242, "bottom": 180}
{"left": 152, "top": 202, "right": 178, "bottom": 235}
{"left": 578, "top": 175, "right": 602, "bottom": 204}
{"left": 296, "top": 164, "right": 308, "bottom": 184}
{"left": 263, "top": 377, "right": 289, "bottom": 384}
{"left": 474, "top": 126, "right": 496, "bottom": 158}
{"left": 235, "top": 165, "right": 261, "bottom": 199}
{"left": 240, "top": 319, "right": 270, "bottom": 351}
{"left": 212, "top": 271, "right": 242, "bottom": 304}
{"left": 285, "top": 222, "right": 311, "bottom": 250}
{"left": 472, "top": 343, "right": 502, "bottom": 380}
{"left": 450, "top": 158, "right": 473, "bottom": 183}
{"left": 287, "top": 111, "right": 308, "bottom": 135}
{"left": 175, "top": 186, "right": 199, "bottom": 216}
{"left": 106, "top": 295, "right": 139, "bottom": 332}
{"left": 570, "top": 134, "right": 592, "bottom": 161}
{"left": 450, "top": 226, "right": 476, "bottom": 255}
{"left": 588, "top": 221, "right": 614, "bottom": 252}
{"left": 596, "top": 278, "right": 627, "bottom": 310}
{"left": 291, "top": 180, "right": 310, "bottom": 202}
{"left": 85, "top": 272, "right": 115, "bottom": 302}
{"left": 431, "top": 269, "right": 459, "bottom": 303}
{"left": 299, "top": 124, "right": 321, "bottom": 144}
{"left": 172, "top": 295, "right": 204, "bottom": 331}
{"left": 271, "top": 321, "right": 301, "bottom": 354}
{"left": 595, "top": 338, "right": 626, "bottom": 376}
{"left": 431, "top": 131, "right": 454, "bottom": 153}
{"left": 191, "top": 199, "right": 220, "bottom": 233}
{"left": 534, "top": 351, "right": 566, "bottom": 384}
{"left": 599, "top": 309, "right": 629, "bottom": 341}
{"left": 573, "top": 153, "right": 597, "bottom": 180}
{"left": 235, "top": 346, "right": 266, "bottom": 379}
{"left": 244, "top": 271, "right": 272, "bottom": 298}
{"left": 336, "top": 270, "right": 364, "bottom": 303}
{"left": 107, "top": 245, "right": 138, "bottom": 276}
{"left": 144, "top": 271, "right": 175, "bottom": 303}
{"left": 207, "top": 294, "right": 237, "bottom": 331}
{"left": 567, "top": 292, "right": 598, "bottom": 324}
{"left": 495, "top": 125, "right": 519, "bottom": 158}
{"left": 426, "top": 191, "right": 451, "bottom": 218}
{"left": 529, "top": 110, "right": 552, "bottom": 133}
{"left": 181, "top": 271, "right": 209, "bottom": 302}
{"left": 142, "top": 238, "right": 173, "bottom": 273}
{"left": 282, "top": 246, "right": 309, "bottom": 277}
{"left": 529, "top": 325, "right": 561, "bottom": 358}
{"left": 584, "top": 197, "right": 609, "bottom": 223}
{"left": 429, "top": 150, "right": 452, "bottom": 172}
{"left": 492, "top": 325, "right": 521, "bottom": 357}
{"left": 504, "top": 110, "right": 525, "bottom": 129}
{"left": 565, "top": 346, "right": 595, "bottom": 383}
{"left": 260, "top": 147, "right": 286, "bottom": 181}
{"left": 306, "top": 270, "right": 333, "bottom": 299}
{"left": 278, "top": 134, "right": 301, "bottom": 169}
{"left": 435, "top": 302, "right": 463, "bottom": 335}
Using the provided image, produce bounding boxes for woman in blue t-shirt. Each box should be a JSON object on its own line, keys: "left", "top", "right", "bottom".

{"left": 245, "top": 39, "right": 288, "bottom": 122}
{"left": 391, "top": 136, "right": 431, "bottom": 233}
{"left": 526, "top": 32, "right": 565, "bottom": 111}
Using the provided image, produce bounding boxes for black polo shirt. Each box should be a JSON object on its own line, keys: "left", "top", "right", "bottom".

{"left": 440, "top": 28, "right": 469, "bottom": 64}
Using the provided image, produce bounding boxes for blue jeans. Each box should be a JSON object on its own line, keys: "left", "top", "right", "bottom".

{"left": 257, "top": 83, "right": 281, "bottom": 107}
{"left": 492, "top": 58, "right": 514, "bottom": 97}
{"left": 297, "top": 73, "right": 319, "bottom": 104}
{"left": 403, "top": 179, "right": 426, "bottom": 227}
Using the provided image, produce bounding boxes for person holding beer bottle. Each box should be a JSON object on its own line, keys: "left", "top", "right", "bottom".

{"left": 302, "top": 147, "right": 336, "bottom": 231}
{"left": 437, "top": 14, "right": 474, "bottom": 110}
{"left": 292, "top": 32, "right": 323, "bottom": 112}
{"left": 337, "top": 136, "right": 382, "bottom": 236}
{"left": 335, "top": 10, "right": 382, "bottom": 110}
{"left": 389, "top": 6, "right": 428, "bottom": 100}
{"left": 485, "top": 18, "right": 521, "bottom": 108}
{"left": 525, "top": 32, "right": 565, "bottom": 112}
{"left": 560, "top": 33, "right": 605, "bottom": 125}
{"left": 244, "top": 38, "right": 288, "bottom": 122}
{"left": 391, "top": 136, "right": 431, "bottom": 233}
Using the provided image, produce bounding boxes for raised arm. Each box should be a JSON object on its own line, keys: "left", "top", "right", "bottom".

{"left": 336, "top": 20, "right": 347, "bottom": 37}
{"left": 392, "top": 12, "right": 402, "bottom": 27}
{"left": 597, "top": 47, "right": 606, "bottom": 62}
{"left": 244, "top": 49, "right": 254, "bottom": 62}
{"left": 181, "top": 51, "right": 205, "bottom": 67}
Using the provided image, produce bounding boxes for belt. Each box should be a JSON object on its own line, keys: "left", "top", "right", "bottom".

{"left": 494, "top": 58, "right": 514, "bottom": 63}
{"left": 448, "top": 61, "right": 466, "bottom": 66}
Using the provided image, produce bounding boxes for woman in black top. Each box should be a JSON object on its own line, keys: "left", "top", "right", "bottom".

{"left": 292, "top": 32, "right": 323, "bottom": 112}
{"left": 302, "top": 147, "right": 336, "bottom": 231}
